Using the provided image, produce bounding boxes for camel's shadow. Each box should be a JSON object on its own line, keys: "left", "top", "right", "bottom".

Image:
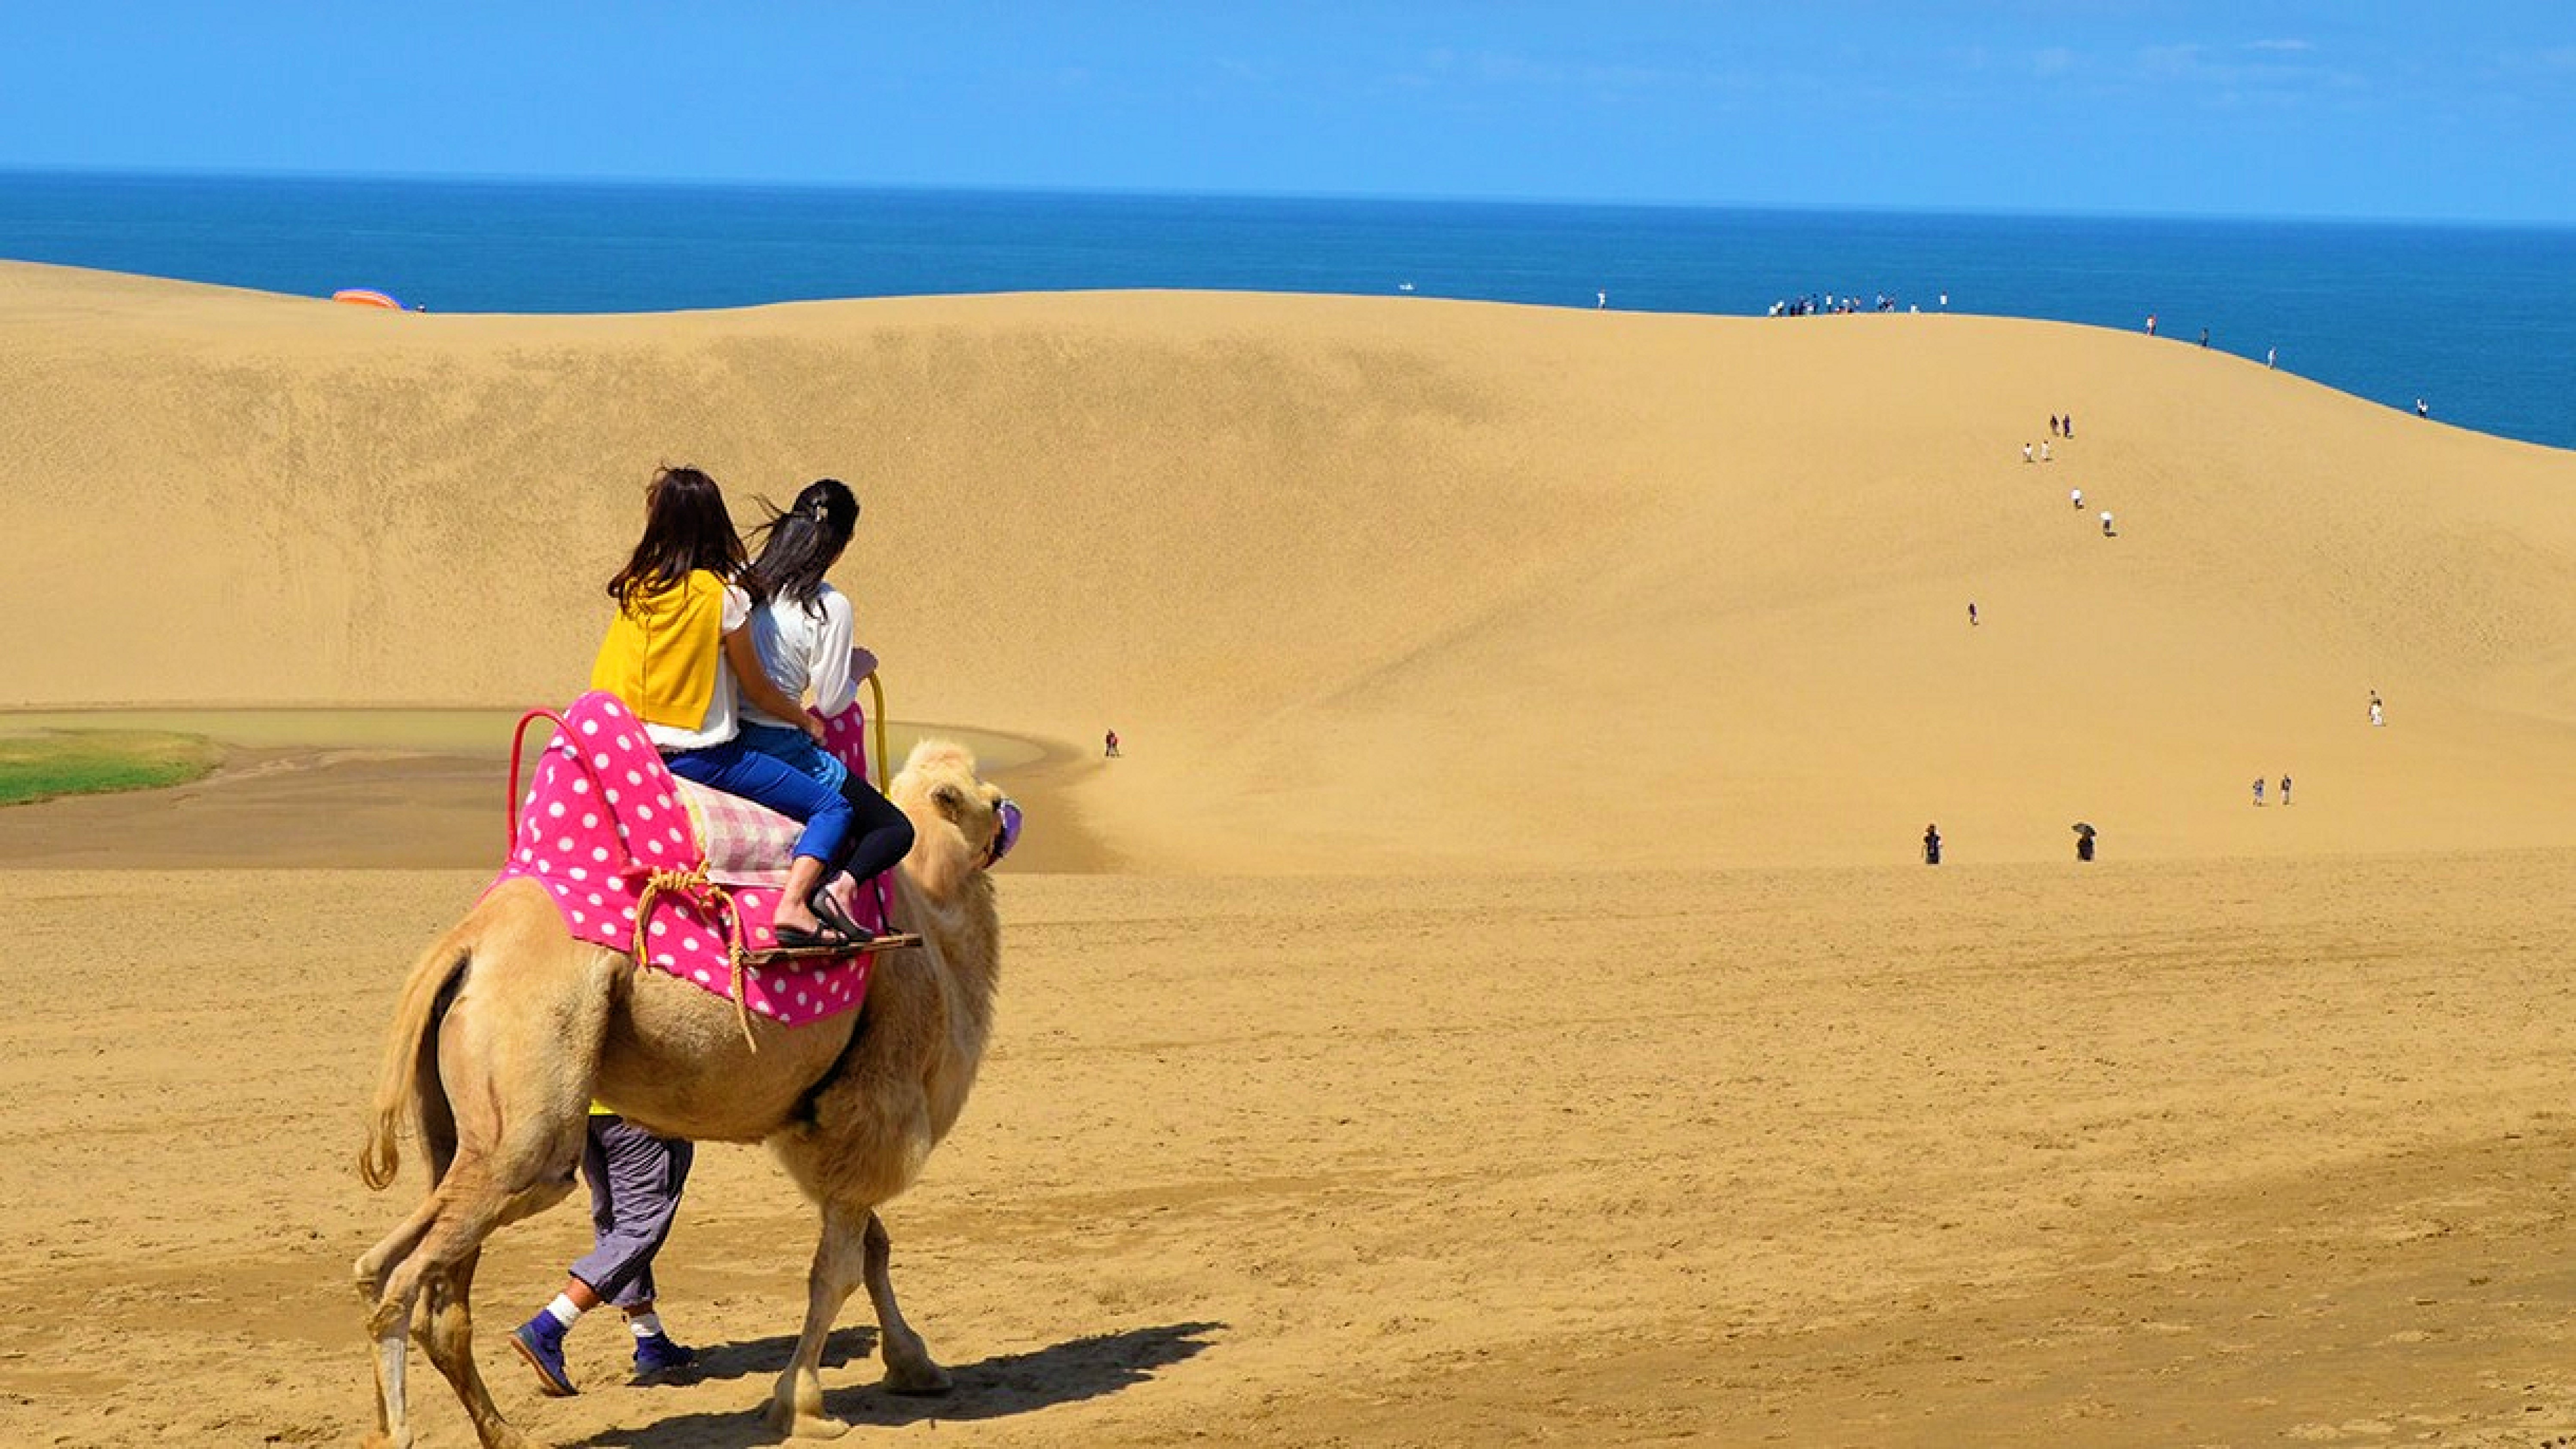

{"left": 569, "top": 1320, "right": 1224, "bottom": 1447}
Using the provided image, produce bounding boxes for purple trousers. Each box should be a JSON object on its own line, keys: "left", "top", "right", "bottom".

{"left": 568, "top": 1114, "right": 694, "bottom": 1309}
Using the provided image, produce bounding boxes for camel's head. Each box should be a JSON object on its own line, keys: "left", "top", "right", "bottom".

{"left": 891, "top": 739, "right": 1019, "bottom": 898}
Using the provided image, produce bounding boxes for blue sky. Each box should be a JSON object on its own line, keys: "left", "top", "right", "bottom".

{"left": 6, "top": 3, "right": 2574, "bottom": 222}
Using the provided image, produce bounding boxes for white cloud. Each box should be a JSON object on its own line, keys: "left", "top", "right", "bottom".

{"left": 2133, "top": 37, "right": 2338, "bottom": 102}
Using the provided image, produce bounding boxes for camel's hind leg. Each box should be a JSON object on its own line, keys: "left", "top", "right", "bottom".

{"left": 359, "top": 1196, "right": 443, "bottom": 1449}
{"left": 359, "top": 906, "right": 623, "bottom": 1449}
{"left": 366, "top": 1157, "right": 579, "bottom": 1449}
{"left": 357, "top": 1196, "right": 444, "bottom": 1307}
{"left": 422, "top": 1248, "right": 532, "bottom": 1449}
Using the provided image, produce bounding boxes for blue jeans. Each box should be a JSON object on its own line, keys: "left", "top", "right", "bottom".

{"left": 735, "top": 721, "right": 850, "bottom": 793}
{"left": 736, "top": 724, "right": 916, "bottom": 886}
{"left": 662, "top": 736, "right": 853, "bottom": 870}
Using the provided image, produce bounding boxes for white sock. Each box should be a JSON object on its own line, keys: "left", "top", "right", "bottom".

{"left": 543, "top": 1294, "right": 583, "bottom": 1328}
{"left": 628, "top": 1311, "right": 665, "bottom": 1340}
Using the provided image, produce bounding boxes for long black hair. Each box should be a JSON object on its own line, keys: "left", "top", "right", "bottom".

{"left": 605, "top": 466, "right": 750, "bottom": 612}
{"left": 741, "top": 478, "right": 858, "bottom": 620}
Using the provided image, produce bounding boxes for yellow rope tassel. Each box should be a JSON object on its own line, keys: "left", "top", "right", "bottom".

{"left": 631, "top": 866, "right": 760, "bottom": 1051}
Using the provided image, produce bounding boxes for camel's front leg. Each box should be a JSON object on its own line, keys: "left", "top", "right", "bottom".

{"left": 862, "top": 1211, "right": 949, "bottom": 1393}
{"left": 765, "top": 1202, "right": 871, "bottom": 1440}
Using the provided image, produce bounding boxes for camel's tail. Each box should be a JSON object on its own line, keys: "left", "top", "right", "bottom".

{"left": 357, "top": 925, "right": 473, "bottom": 1192}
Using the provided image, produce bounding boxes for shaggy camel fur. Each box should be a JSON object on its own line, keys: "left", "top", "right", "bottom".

{"left": 355, "top": 740, "right": 1011, "bottom": 1449}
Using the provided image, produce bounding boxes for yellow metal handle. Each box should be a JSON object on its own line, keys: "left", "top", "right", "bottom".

{"left": 865, "top": 670, "right": 889, "bottom": 791}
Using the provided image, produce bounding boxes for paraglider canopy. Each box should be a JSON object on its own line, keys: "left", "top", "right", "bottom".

{"left": 331, "top": 288, "right": 405, "bottom": 310}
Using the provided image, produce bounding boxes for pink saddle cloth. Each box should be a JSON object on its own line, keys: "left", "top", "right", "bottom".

{"left": 487, "top": 690, "right": 890, "bottom": 1028}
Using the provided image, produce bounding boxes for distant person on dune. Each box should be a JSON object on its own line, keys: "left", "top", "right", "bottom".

{"left": 2023, "top": 443, "right": 2035, "bottom": 463}
{"left": 2100, "top": 510, "right": 2115, "bottom": 537}
{"left": 2416, "top": 397, "right": 2430, "bottom": 418}
{"left": 2252, "top": 777, "right": 2265, "bottom": 806}
{"left": 2063, "top": 413, "right": 2074, "bottom": 438}
{"left": 2145, "top": 314, "right": 2157, "bottom": 337}
{"left": 2071, "top": 487, "right": 2084, "bottom": 510}
{"left": 1923, "top": 824, "right": 1943, "bottom": 865}
{"left": 1105, "top": 729, "right": 1121, "bottom": 758}
{"left": 2369, "top": 691, "right": 2385, "bottom": 728}
{"left": 1968, "top": 602, "right": 1979, "bottom": 627}
{"left": 2280, "top": 774, "right": 2293, "bottom": 806}
{"left": 2040, "top": 440, "right": 2052, "bottom": 463}
{"left": 2050, "top": 414, "right": 2061, "bottom": 437}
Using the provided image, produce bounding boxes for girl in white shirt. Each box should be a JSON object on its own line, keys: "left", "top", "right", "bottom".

{"left": 737, "top": 479, "right": 916, "bottom": 929}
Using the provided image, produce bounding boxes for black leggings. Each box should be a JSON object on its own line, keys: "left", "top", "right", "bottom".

{"left": 826, "top": 773, "right": 916, "bottom": 888}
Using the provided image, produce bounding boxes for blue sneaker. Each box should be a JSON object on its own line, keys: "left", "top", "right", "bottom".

{"left": 631, "top": 1331, "right": 698, "bottom": 1382}
{"left": 510, "top": 1314, "right": 578, "bottom": 1397}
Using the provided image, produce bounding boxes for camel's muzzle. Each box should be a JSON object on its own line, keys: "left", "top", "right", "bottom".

{"left": 984, "top": 798, "right": 1022, "bottom": 868}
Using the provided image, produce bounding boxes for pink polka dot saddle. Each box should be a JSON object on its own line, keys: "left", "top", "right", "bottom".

{"left": 489, "top": 690, "right": 893, "bottom": 1029}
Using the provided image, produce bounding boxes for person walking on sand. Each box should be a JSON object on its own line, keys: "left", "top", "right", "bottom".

{"left": 2040, "top": 440, "right": 2052, "bottom": 463}
{"left": 510, "top": 1112, "right": 699, "bottom": 1396}
{"left": 1923, "top": 823, "right": 1942, "bottom": 865}
{"left": 2023, "top": 442, "right": 2035, "bottom": 463}
{"left": 2199, "top": 326, "right": 2209, "bottom": 349}
{"left": 2252, "top": 776, "right": 2265, "bottom": 806}
{"left": 2071, "top": 487, "right": 2084, "bottom": 510}
{"left": 2369, "top": 691, "right": 2385, "bottom": 728}
{"left": 1105, "top": 729, "right": 1121, "bottom": 758}
{"left": 2050, "top": 414, "right": 2062, "bottom": 437}
{"left": 2280, "top": 774, "right": 2293, "bottom": 806}
{"left": 2100, "top": 510, "right": 2115, "bottom": 537}
{"left": 2063, "top": 413, "right": 2074, "bottom": 439}
{"left": 1967, "top": 602, "right": 1979, "bottom": 626}
{"left": 2266, "top": 346, "right": 2277, "bottom": 369}
{"left": 2145, "top": 313, "right": 2157, "bottom": 337}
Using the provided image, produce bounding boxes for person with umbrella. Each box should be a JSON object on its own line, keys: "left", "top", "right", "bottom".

{"left": 2073, "top": 822, "right": 2097, "bottom": 861}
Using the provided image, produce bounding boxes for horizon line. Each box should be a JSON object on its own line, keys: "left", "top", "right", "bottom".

{"left": 4, "top": 161, "right": 2571, "bottom": 234}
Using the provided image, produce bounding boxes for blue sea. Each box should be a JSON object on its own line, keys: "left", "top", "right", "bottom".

{"left": 4, "top": 170, "right": 2572, "bottom": 451}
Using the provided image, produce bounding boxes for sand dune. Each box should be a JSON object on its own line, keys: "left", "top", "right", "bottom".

{"left": 11, "top": 264, "right": 2576, "bottom": 1446}
{"left": 9, "top": 260, "right": 2573, "bottom": 870}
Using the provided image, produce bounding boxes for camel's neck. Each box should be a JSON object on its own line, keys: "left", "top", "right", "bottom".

{"left": 908, "top": 868, "right": 1002, "bottom": 1124}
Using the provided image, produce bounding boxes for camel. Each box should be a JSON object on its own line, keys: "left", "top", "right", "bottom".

{"left": 355, "top": 738, "right": 1013, "bottom": 1449}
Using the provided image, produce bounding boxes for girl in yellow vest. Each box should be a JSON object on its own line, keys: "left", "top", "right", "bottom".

{"left": 591, "top": 466, "right": 857, "bottom": 949}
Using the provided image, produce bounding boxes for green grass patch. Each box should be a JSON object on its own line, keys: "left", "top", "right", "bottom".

{"left": 0, "top": 730, "right": 224, "bottom": 807}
